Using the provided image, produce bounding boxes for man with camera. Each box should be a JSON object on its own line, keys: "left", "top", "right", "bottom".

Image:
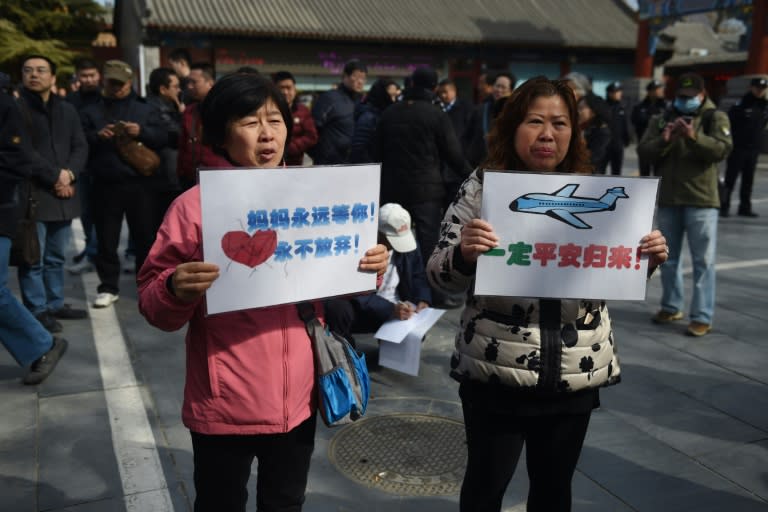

{"left": 638, "top": 73, "right": 732, "bottom": 337}
{"left": 80, "top": 60, "right": 166, "bottom": 308}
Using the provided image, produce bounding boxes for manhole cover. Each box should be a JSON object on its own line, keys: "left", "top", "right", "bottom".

{"left": 328, "top": 413, "right": 467, "bottom": 496}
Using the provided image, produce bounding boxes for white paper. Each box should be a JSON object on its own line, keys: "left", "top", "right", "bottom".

{"left": 199, "top": 165, "right": 381, "bottom": 314}
{"left": 376, "top": 308, "right": 446, "bottom": 376}
{"left": 475, "top": 172, "right": 660, "bottom": 301}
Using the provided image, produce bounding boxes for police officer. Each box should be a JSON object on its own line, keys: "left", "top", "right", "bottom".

{"left": 721, "top": 77, "right": 768, "bottom": 217}
{"left": 605, "top": 81, "right": 630, "bottom": 175}
{"left": 632, "top": 79, "right": 667, "bottom": 176}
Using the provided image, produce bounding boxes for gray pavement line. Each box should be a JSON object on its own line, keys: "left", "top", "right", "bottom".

{"left": 81, "top": 271, "right": 175, "bottom": 512}
{"left": 683, "top": 258, "right": 768, "bottom": 275}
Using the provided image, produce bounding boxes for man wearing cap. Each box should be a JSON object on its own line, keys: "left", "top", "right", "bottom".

{"left": 16, "top": 55, "right": 89, "bottom": 332}
{"left": 638, "top": 73, "right": 732, "bottom": 337}
{"left": 631, "top": 79, "right": 668, "bottom": 176}
{"left": 721, "top": 77, "right": 768, "bottom": 217}
{"left": 324, "top": 203, "right": 432, "bottom": 344}
{"left": 80, "top": 60, "right": 166, "bottom": 308}
{"left": 375, "top": 66, "right": 470, "bottom": 269}
{"left": 605, "top": 81, "right": 630, "bottom": 176}
{"left": 310, "top": 59, "right": 367, "bottom": 165}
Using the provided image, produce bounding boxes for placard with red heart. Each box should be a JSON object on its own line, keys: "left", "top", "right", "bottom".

{"left": 221, "top": 230, "right": 278, "bottom": 268}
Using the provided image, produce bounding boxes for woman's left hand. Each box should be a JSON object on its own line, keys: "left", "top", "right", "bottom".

{"left": 358, "top": 244, "right": 389, "bottom": 276}
{"left": 641, "top": 230, "right": 668, "bottom": 270}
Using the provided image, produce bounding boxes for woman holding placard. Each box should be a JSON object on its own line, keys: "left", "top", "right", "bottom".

{"left": 137, "top": 73, "right": 388, "bottom": 512}
{"left": 427, "top": 76, "right": 668, "bottom": 512}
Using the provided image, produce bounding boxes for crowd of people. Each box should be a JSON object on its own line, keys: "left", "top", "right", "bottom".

{"left": 0, "top": 48, "right": 766, "bottom": 511}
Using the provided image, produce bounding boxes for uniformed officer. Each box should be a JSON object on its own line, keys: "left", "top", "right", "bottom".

{"left": 605, "top": 81, "right": 630, "bottom": 175}
{"left": 631, "top": 79, "right": 667, "bottom": 176}
{"left": 721, "top": 77, "right": 768, "bottom": 217}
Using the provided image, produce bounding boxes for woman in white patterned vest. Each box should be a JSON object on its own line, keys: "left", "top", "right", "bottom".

{"left": 426, "top": 76, "right": 669, "bottom": 512}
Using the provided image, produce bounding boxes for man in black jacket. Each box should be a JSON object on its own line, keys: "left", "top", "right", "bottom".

{"left": 721, "top": 77, "right": 768, "bottom": 217}
{"left": 374, "top": 67, "right": 470, "bottom": 264}
{"left": 310, "top": 60, "right": 367, "bottom": 165}
{"left": 605, "top": 81, "right": 630, "bottom": 176}
{"left": 438, "top": 78, "right": 473, "bottom": 205}
{"left": 80, "top": 60, "right": 166, "bottom": 308}
{"left": 0, "top": 89, "right": 68, "bottom": 385}
{"left": 631, "top": 79, "right": 667, "bottom": 176}
{"left": 18, "top": 55, "right": 89, "bottom": 332}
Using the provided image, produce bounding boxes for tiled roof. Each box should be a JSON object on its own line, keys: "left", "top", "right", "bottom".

{"left": 143, "top": 0, "right": 637, "bottom": 48}
{"left": 661, "top": 21, "right": 746, "bottom": 67}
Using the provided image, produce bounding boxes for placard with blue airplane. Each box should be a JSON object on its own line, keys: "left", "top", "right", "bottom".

{"left": 476, "top": 172, "right": 660, "bottom": 301}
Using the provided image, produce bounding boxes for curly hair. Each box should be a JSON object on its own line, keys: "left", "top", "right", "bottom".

{"left": 483, "top": 76, "right": 592, "bottom": 174}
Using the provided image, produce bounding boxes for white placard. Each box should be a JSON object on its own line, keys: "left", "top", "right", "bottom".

{"left": 200, "top": 165, "right": 381, "bottom": 314}
{"left": 377, "top": 308, "right": 446, "bottom": 377}
{"left": 476, "top": 172, "right": 660, "bottom": 300}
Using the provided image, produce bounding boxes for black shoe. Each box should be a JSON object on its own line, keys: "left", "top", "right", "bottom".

{"left": 35, "top": 312, "right": 62, "bottom": 333}
{"left": 23, "top": 338, "right": 68, "bottom": 385}
{"left": 72, "top": 249, "right": 86, "bottom": 264}
{"left": 50, "top": 304, "right": 88, "bottom": 320}
{"left": 737, "top": 210, "right": 758, "bottom": 218}
{"left": 719, "top": 208, "right": 729, "bottom": 218}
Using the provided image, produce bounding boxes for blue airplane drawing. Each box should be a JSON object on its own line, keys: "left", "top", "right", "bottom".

{"left": 509, "top": 184, "right": 629, "bottom": 229}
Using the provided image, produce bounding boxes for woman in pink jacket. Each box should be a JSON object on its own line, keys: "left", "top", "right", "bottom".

{"left": 137, "top": 73, "right": 388, "bottom": 512}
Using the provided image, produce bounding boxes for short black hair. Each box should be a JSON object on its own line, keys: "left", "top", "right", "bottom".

{"left": 343, "top": 59, "right": 367, "bottom": 76}
{"left": 22, "top": 54, "right": 57, "bottom": 75}
{"left": 200, "top": 73, "right": 293, "bottom": 155}
{"left": 168, "top": 49, "right": 191, "bottom": 65}
{"left": 272, "top": 71, "right": 295, "bottom": 84}
{"left": 235, "top": 66, "right": 261, "bottom": 75}
{"left": 438, "top": 78, "right": 455, "bottom": 88}
{"left": 190, "top": 62, "right": 215, "bottom": 81}
{"left": 148, "top": 67, "right": 177, "bottom": 96}
{"left": 494, "top": 72, "right": 516, "bottom": 87}
{"left": 74, "top": 58, "right": 99, "bottom": 73}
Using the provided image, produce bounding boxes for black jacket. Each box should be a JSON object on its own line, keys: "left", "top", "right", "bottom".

{"left": 729, "top": 92, "right": 768, "bottom": 151}
{"left": 146, "top": 94, "right": 181, "bottom": 191}
{"left": 464, "top": 96, "right": 494, "bottom": 168}
{"left": 354, "top": 247, "right": 432, "bottom": 323}
{"left": 631, "top": 96, "right": 667, "bottom": 141}
{"left": 67, "top": 88, "right": 102, "bottom": 112}
{"left": 374, "top": 88, "right": 470, "bottom": 204}
{"left": 17, "top": 88, "right": 88, "bottom": 222}
{"left": 310, "top": 84, "right": 361, "bottom": 165}
{"left": 0, "top": 94, "right": 31, "bottom": 237}
{"left": 80, "top": 90, "right": 166, "bottom": 184}
{"left": 443, "top": 98, "right": 473, "bottom": 184}
{"left": 607, "top": 98, "right": 630, "bottom": 150}
{"left": 349, "top": 102, "right": 383, "bottom": 164}
{"left": 583, "top": 120, "right": 611, "bottom": 173}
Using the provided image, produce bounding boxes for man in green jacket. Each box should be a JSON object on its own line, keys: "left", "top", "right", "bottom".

{"left": 637, "top": 73, "right": 732, "bottom": 337}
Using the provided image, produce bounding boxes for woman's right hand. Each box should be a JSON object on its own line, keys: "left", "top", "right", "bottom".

{"left": 460, "top": 219, "right": 499, "bottom": 264}
{"left": 171, "top": 262, "right": 220, "bottom": 303}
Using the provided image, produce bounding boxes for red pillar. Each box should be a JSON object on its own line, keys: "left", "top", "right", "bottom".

{"left": 746, "top": 0, "right": 768, "bottom": 74}
{"left": 635, "top": 19, "right": 653, "bottom": 78}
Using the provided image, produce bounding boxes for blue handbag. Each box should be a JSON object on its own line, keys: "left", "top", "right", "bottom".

{"left": 296, "top": 303, "right": 369, "bottom": 427}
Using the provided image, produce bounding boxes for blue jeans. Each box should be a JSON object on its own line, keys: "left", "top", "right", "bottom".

{"left": 0, "top": 236, "right": 53, "bottom": 366}
{"left": 18, "top": 220, "right": 72, "bottom": 315}
{"left": 657, "top": 206, "right": 718, "bottom": 324}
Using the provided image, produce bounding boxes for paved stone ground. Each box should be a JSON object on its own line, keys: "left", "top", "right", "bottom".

{"left": 1, "top": 149, "right": 767, "bottom": 512}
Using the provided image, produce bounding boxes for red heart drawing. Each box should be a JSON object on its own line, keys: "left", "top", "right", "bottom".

{"left": 221, "top": 230, "right": 278, "bottom": 268}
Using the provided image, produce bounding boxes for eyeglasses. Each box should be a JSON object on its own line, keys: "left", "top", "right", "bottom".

{"left": 22, "top": 66, "right": 51, "bottom": 75}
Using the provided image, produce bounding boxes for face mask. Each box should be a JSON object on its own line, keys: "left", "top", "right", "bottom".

{"left": 674, "top": 96, "right": 702, "bottom": 114}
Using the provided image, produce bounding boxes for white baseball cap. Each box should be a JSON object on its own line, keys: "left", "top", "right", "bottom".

{"left": 379, "top": 203, "right": 417, "bottom": 253}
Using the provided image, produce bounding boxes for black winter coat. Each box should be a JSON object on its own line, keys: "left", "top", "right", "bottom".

{"left": 374, "top": 88, "right": 470, "bottom": 204}
{"left": 146, "top": 94, "right": 181, "bottom": 191}
{"left": 729, "top": 93, "right": 768, "bottom": 151}
{"left": 310, "top": 84, "right": 361, "bottom": 165}
{"left": 607, "top": 99, "right": 630, "bottom": 150}
{"left": 0, "top": 94, "right": 31, "bottom": 237}
{"left": 631, "top": 96, "right": 667, "bottom": 141}
{"left": 17, "top": 88, "right": 88, "bottom": 222}
{"left": 583, "top": 121, "right": 611, "bottom": 173}
{"left": 80, "top": 91, "right": 166, "bottom": 184}
{"left": 349, "top": 102, "right": 382, "bottom": 164}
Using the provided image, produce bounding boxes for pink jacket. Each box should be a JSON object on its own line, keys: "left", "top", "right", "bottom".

{"left": 137, "top": 186, "right": 319, "bottom": 435}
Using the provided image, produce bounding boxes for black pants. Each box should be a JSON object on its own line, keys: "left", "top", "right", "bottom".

{"left": 638, "top": 155, "right": 654, "bottom": 177}
{"left": 92, "top": 181, "right": 159, "bottom": 294}
{"left": 324, "top": 298, "right": 383, "bottom": 345}
{"left": 191, "top": 414, "right": 317, "bottom": 512}
{"left": 459, "top": 394, "right": 591, "bottom": 512}
{"left": 723, "top": 148, "right": 759, "bottom": 213}
{"left": 404, "top": 199, "right": 443, "bottom": 264}
{"left": 607, "top": 145, "right": 624, "bottom": 176}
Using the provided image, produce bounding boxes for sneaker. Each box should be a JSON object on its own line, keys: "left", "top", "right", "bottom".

{"left": 687, "top": 321, "right": 712, "bottom": 337}
{"left": 23, "top": 338, "right": 68, "bottom": 385}
{"left": 35, "top": 311, "right": 63, "bottom": 333}
{"left": 50, "top": 304, "right": 88, "bottom": 320}
{"left": 93, "top": 292, "right": 119, "bottom": 308}
{"left": 66, "top": 259, "right": 95, "bottom": 275}
{"left": 652, "top": 310, "right": 683, "bottom": 324}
